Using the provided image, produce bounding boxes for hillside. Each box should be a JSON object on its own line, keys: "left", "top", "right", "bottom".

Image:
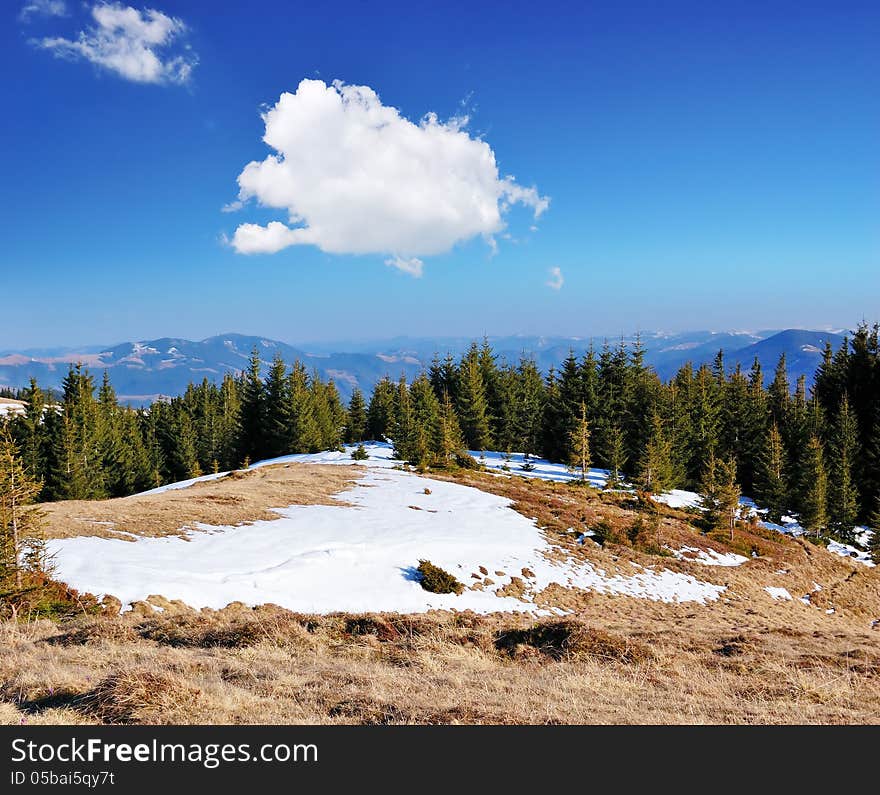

{"left": 2, "top": 443, "right": 877, "bottom": 725}
{"left": 0, "top": 328, "right": 847, "bottom": 403}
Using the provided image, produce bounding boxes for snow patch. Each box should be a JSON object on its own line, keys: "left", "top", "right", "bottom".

{"left": 764, "top": 586, "right": 793, "bottom": 601}
{"left": 49, "top": 444, "right": 725, "bottom": 613}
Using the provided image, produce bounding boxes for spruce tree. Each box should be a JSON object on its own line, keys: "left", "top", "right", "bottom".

{"left": 0, "top": 425, "right": 45, "bottom": 591}
{"left": 345, "top": 388, "right": 368, "bottom": 443}
{"left": 367, "top": 377, "right": 397, "bottom": 441}
{"left": 601, "top": 421, "right": 627, "bottom": 488}
{"left": 768, "top": 353, "right": 790, "bottom": 429}
{"left": 236, "top": 347, "right": 267, "bottom": 465}
{"left": 263, "top": 354, "right": 290, "bottom": 459}
{"left": 285, "top": 362, "right": 320, "bottom": 453}
{"left": 827, "top": 396, "right": 859, "bottom": 540}
{"left": 217, "top": 373, "right": 240, "bottom": 470}
{"left": 410, "top": 374, "right": 442, "bottom": 467}
{"left": 701, "top": 455, "right": 740, "bottom": 539}
{"left": 756, "top": 422, "right": 788, "bottom": 523}
{"left": 437, "top": 390, "right": 465, "bottom": 465}
{"left": 478, "top": 338, "right": 503, "bottom": 445}
{"left": 667, "top": 365, "right": 693, "bottom": 487}
{"left": 637, "top": 412, "right": 674, "bottom": 494}
{"left": 392, "top": 376, "right": 417, "bottom": 463}
{"left": 540, "top": 368, "right": 565, "bottom": 461}
{"left": 867, "top": 497, "right": 880, "bottom": 564}
{"left": 456, "top": 351, "right": 491, "bottom": 451}
{"left": 514, "top": 356, "right": 544, "bottom": 457}
{"left": 688, "top": 364, "right": 720, "bottom": 486}
{"left": 15, "top": 378, "right": 46, "bottom": 485}
{"left": 741, "top": 357, "right": 768, "bottom": 495}
{"left": 310, "top": 377, "right": 345, "bottom": 452}
{"left": 48, "top": 365, "right": 107, "bottom": 500}
{"left": 799, "top": 436, "right": 828, "bottom": 537}
{"left": 568, "top": 402, "right": 591, "bottom": 482}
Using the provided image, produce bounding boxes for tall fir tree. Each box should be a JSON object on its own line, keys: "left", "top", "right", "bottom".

{"left": 367, "top": 377, "right": 397, "bottom": 441}
{"left": 0, "top": 425, "right": 45, "bottom": 591}
{"left": 827, "top": 396, "right": 859, "bottom": 539}
{"left": 637, "top": 412, "right": 674, "bottom": 494}
{"left": 236, "top": 347, "right": 267, "bottom": 465}
{"left": 456, "top": 351, "right": 491, "bottom": 451}
{"left": 798, "top": 435, "right": 828, "bottom": 537}
{"left": 568, "top": 402, "right": 591, "bottom": 482}
{"left": 756, "top": 422, "right": 788, "bottom": 523}
{"left": 345, "top": 388, "right": 368, "bottom": 443}
{"left": 263, "top": 354, "right": 291, "bottom": 459}
{"left": 514, "top": 356, "right": 544, "bottom": 457}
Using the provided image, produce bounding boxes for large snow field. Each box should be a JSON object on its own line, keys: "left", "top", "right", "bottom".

{"left": 48, "top": 443, "right": 726, "bottom": 613}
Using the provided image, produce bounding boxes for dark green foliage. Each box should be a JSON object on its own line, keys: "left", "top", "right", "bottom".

{"left": 345, "top": 388, "right": 368, "bottom": 443}
{"left": 798, "top": 436, "right": 828, "bottom": 537}
{"left": 0, "top": 425, "right": 49, "bottom": 595}
{"left": 351, "top": 444, "right": 369, "bottom": 461}
{"left": 456, "top": 344, "right": 491, "bottom": 450}
{"left": 701, "top": 455, "right": 741, "bottom": 539}
{"left": 416, "top": 559, "right": 463, "bottom": 595}
{"left": 236, "top": 347, "right": 268, "bottom": 466}
{"left": 755, "top": 423, "right": 788, "bottom": 523}
{"left": 827, "top": 396, "right": 859, "bottom": 539}
{"left": 637, "top": 412, "right": 675, "bottom": 493}
{"left": 367, "top": 376, "right": 396, "bottom": 441}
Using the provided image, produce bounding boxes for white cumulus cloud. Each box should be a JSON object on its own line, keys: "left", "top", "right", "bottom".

{"left": 228, "top": 79, "right": 548, "bottom": 270}
{"left": 546, "top": 266, "right": 564, "bottom": 290}
{"left": 32, "top": 3, "right": 196, "bottom": 85}
{"left": 19, "top": 0, "right": 67, "bottom": 21}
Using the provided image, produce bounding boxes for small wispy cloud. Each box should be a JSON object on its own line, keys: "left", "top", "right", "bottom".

{"left": 19, "top": 0, "right": 67, "bottom": 22}
{"left": 31, "top": 3, "right": 197, "bottom": 86}
{"left": 546, "top": 266, "right": 564, "bottom": 291}
{"left": 385, "top": 256, "right": 424, "bottom": 278}
{"left": 221, "top": 200, "right": 244, "bottom": 214}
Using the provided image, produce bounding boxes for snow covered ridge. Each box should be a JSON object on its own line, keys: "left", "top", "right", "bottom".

{"left": 48, "top": 443, "right": 726, "bottom": 614}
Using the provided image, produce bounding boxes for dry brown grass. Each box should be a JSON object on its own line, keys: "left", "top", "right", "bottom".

{"left": 40, "top": 463, "right": 361, "bottom": 539}
{"left": 1, "top": 603, "right": 878, "bottom": 725}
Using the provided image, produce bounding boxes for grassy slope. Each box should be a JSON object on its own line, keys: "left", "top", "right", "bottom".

{"left": 2, "top": 466, "right": 879, "bottom": 725}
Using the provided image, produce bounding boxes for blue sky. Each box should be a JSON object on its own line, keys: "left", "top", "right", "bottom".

{"left": 2, "top": 0, "right": 878, "bottom": 349}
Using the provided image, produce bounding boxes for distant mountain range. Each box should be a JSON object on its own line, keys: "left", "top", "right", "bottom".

{"left": 0, "top": 329, "right": 848, "bottom": 405}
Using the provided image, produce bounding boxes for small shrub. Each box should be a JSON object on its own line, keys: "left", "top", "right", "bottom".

{"left": 351, "top": 444, "right": 369, "bottom": 461}
{"left": 590, "top": 520, "right": 614, "bottom": 546}
{"left": 81, "top": 670, "right": 203, "bottom": 724}
{"left": 495, "top": 620, "right": 652, "bottom": 664}
{"left": 0, "top": 572, "right": 103, "bottom": 620}
{"left": 454, "top": 453, "right": 479, "bottom": 470}
{"left": 345, "top": 615, "right": 400, "bottom": 641}
{"left": 416, "top": 560, "right": 464, "bottom": 595}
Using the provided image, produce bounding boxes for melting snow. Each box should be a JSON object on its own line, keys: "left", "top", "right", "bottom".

{"left": 48, "top": 443, "right": 725, "bottom": 613}
{"left": 764, "top": 586, "right": 793, "bottom": 601}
